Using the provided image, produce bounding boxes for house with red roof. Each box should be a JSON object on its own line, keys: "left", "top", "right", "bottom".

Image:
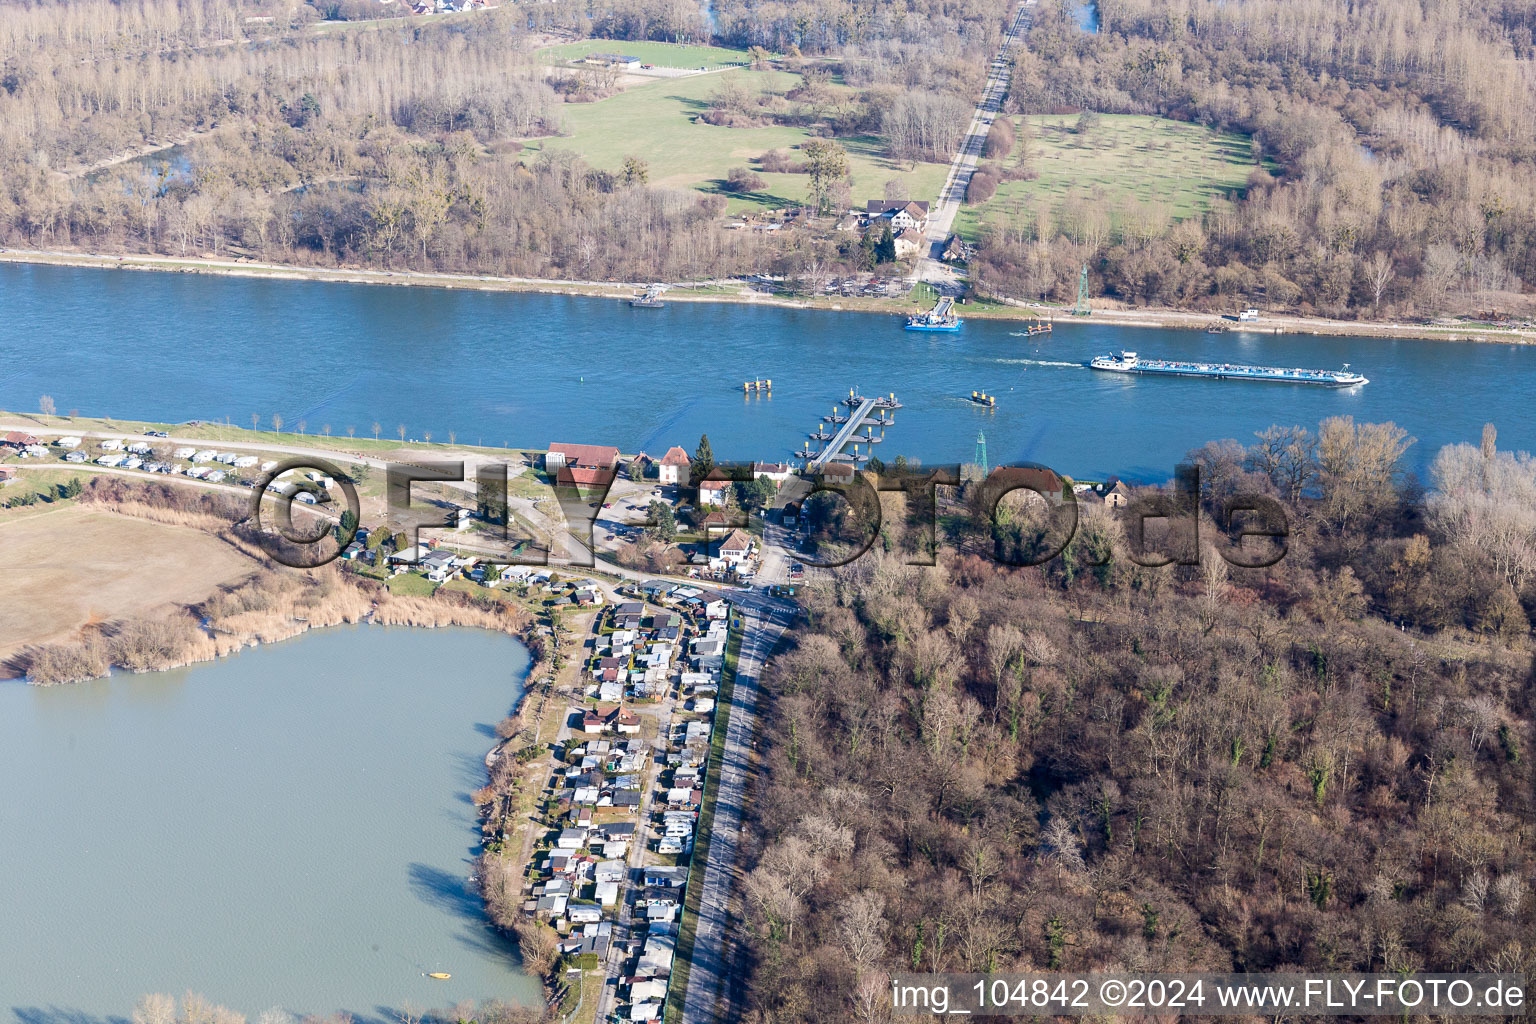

{"left": 658, "top": 446, "right": 691, "bottom": 486}
{"left": 545, "top": 442, "right": 620, "bottom": 472}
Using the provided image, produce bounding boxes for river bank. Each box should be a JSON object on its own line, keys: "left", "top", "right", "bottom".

{"left": 3, "top": 246, "right": 1533, "bottom": 345}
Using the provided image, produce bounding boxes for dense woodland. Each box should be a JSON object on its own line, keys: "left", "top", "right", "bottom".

{"left": 976, "top": 0, "right": 1536, "bottom": 315}
{"left": 742, "top": 422, "right": 1536, "bottom": 1022}
{"left": 4, "top": 0, "right": 1536, "bottom": 310}
{"left": 0, "top": 0, "right": 1002, "bottom": 282}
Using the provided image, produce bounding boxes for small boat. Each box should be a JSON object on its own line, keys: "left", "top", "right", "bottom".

{"left": 427, "top": 972, "right": 451, "bottom": 980}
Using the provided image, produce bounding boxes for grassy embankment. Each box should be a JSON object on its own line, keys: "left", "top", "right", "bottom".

{"left": 953, "top": 113, "right": 1264, "bottom": 242}
{"left": 664, "top": 624, "right": 743, "bottom": 1023}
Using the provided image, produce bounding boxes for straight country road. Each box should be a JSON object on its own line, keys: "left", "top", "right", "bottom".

{"left": 678, "top": 602, "right": 789, "bottom": 1024}
{"left": 918, "top": 0, "right": 1035, "bottom": 287}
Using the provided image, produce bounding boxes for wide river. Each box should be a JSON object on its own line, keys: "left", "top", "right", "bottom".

{"left": 0, "top": 626, "right": 542, "bottom": 1023}
{"left": 2, "top": 263, "right": 1534, "bottom": 478}
{"left": 1, "top": 261, "right": 1535, "bottom": 1018}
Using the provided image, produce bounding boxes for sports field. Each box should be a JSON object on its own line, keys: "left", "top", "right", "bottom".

{"left": 526, "top": 64, "right": 949, "bottom": 212}
{"left": 954, "top": 113, "right": 1263, "bottom": 241}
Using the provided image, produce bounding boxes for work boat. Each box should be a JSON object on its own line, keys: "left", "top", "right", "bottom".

{"left": 906, "top": 296, "right": 962, "bottom": 332}
{"left": 1089, "top": 351, "right": 1369, "bottom": 387}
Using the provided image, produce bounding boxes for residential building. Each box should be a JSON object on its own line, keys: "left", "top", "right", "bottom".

{"left": 698, "top": 475, "right": 729, "bottom": 506}
{"left": 2, "top": 431, "right": 40, "bottom": 451}
{"left": 751, "top": 462, "right": 792, "bottom": 485}
{"left": 658, "top": 446, "right": 690, "bottom": 486}
{"left": 865, "top": 199, "right": 930, "bottom": 232}
{"left": 893, "top": 228, "right": 927, "bottom": 257}
{"left": 1101, "top": 477, "right": 1131, "bottom": 508}
{"left": 715, "top": 529, "right": 753, "bottom": 564}
{"left": 545, "top": 442, "right": 620, "bottom": 472}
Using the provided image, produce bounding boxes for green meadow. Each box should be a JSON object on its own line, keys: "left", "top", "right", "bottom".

{"left": 954, "top": 113, "right": 1263, "bottom": 241}
{"left": 523, "top": 56, "right": 948, "bottom": 212}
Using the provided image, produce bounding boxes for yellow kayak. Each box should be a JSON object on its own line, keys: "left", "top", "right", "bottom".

{"left": 427, "top": 972, "right": 451, "bottom": 980}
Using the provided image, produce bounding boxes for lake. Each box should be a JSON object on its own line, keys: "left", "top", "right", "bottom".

{"left": 1, "top": 263, "right": 1533, "bottom": 479}
{"left": 0, "top": 625, "right": 542, "bottom": 1024}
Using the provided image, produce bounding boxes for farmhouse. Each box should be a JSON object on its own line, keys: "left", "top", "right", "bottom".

{"left": 865, "top": 199, "right": 930, "bottom": 233}
{"left": 558, "top": 463, "right": 616, "bottom": 493}
{"left": 1101, "top": 477, "right": 1131, "bottom": 508}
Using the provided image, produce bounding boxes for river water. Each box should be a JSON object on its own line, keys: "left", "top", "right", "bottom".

{"left": 0, "top": 626, "right": 541, "bottom": 1023}
{"left": 1, "top": 263, "right": 1533, "bottom": 478}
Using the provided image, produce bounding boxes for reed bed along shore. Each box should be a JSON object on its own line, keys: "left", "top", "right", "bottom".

{"left": 14, "top": 480, "right": 538, "bottom": 685}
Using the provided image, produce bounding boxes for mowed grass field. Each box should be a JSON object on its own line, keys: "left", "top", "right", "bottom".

{"left": 525, "top": 65, "right": 949, "bottom": 212}
{"left": 539, "top": 40, "right": 754, "bottom": 70}
{"left": 954, "top": 113, "right": 1262, "bottom": 241}
{"left": 0, "top": 505, "right": 257, "bottom": 668}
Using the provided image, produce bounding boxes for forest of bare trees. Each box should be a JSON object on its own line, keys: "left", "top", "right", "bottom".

{"left": 740, "top": 423, "right": 1535, "bottom": 1022}
{"left": 5, "top": 0, "right": 1536, "bottom": 313}
{"left": 0, "top": 0, "right": 794, "bottom": 279}
{"left": 976, "top": 0, "right": 1536, "bottom": 316}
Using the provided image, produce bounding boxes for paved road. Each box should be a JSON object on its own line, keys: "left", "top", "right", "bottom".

{"left": 917, "top": 0, "right": 1035, "bottom": 285}
{"left": 678, "top": 602, "right": 789, "bottom": 1024}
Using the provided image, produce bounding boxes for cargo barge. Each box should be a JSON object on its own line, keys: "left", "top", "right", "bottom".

{"left": 1089, "top": 351, "right": 1368, "bottom": 386}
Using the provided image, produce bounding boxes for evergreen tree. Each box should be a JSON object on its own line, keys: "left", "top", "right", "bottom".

{"left": 646, "top": 499, "right": 677, "bottom": 543}
{"left": 735, "top": 476, "right": 778, "bottom": 513}
{"left": 692, "top": 433, "right": 715, "bottom": 480}
{"left": 876, "top": 225, "right": 897, "bottom": 264}
{"left": 859, "top": 229, "right": 879, "bottom": 270}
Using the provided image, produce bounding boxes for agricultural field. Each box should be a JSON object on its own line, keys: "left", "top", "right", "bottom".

{"left": 527, "top": 66, "right": 949, "bottom": 213}
{"left": 954, "top": 113, "right": 1263, "bottom": 241}
{"left": 538, "top": 40, "right": 754, "bottom": 71}
{"left": 0, "top": 505, "right": 257, "bottom": 669}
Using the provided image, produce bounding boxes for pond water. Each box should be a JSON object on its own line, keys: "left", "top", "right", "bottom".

{"left": 0, "top": 625, "right": 541, "bottom": 1024}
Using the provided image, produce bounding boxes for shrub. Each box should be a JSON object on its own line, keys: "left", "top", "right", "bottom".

{"left": 758, "top": 148, "right": 807, "bottom": 173}
{"left": 22, "top": 638, "right": 110, "bottom": 684}
{"left": 984, "top": 117, "right": 1015, "bottom": 160}
{"left": 724, "top": 166, "right": 767, "bottom": 193}
{"left": 966, "top": 168, "right": 999, "bottom": 204}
